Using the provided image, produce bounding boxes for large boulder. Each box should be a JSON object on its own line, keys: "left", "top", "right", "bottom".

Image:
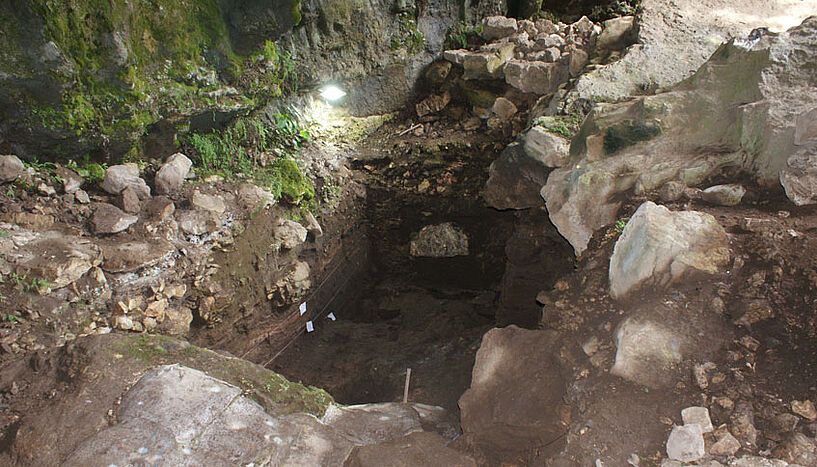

{"left": 190, "top": 190, "right": 226, "bottom": 214}
{"left": 483, "top": 142, "right": 553, "bottom": 210}
{"left": 237, "top": 183, "right": 275, "bottom": 211}
{"left": 102, "top": 164, "right": 151, "bottom": 199}
{"left": 523, "top": 125, "right": 570, "bottom": 168}
{"left": 98, "top": 240, "right": 176, "bottom": 273}
{"left": 780, "top": 146, "right": 817, "bottom": 205}
{"left": 480, "top": 16, "right": 518, "bottom": 41}
{"left": 461, "top": 46, "right": 515, "bottom": 80}
{"left": 177, "top": 210, "right": 221, "bottom": 236}
{"left": 611, "top": 302, "right": 728, "bottom": 388}
{"left": 63, "top": 364, "right": 353, "bottom": 466}
{"left": 596, "top": 16, "right": 637, "bottom": 51}
{"left": 321, "top": 403, "right": 423, "bottom": 445}
{"left": 0, "top": 155, "right": 25, "bottom": 183}
{"left": 154, "top": 153, "right": 192, "bottom": 195}
{"left": 273, "top": 219, "right": 308, "bottom": 250}
{"left": 544, "top": 18, "right": 817, "bottom": 254}
{"left": 55, "top": 166, "right": 84, "bottom": 193}
{"left": 458, "top": 326, "right": 567, "bottom": 461}
{"left": 568, "top": 0, "right": 817, "bottom": 104}
{"left": 609, "top": 202, "right": 730, "bottom": 300}
{"left": 700, "top": 184, "right": 746, "bottom": 206}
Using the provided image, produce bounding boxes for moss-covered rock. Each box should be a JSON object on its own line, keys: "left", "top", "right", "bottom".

{"left": 0, "top": 0, "right": 304, "bottom": 161}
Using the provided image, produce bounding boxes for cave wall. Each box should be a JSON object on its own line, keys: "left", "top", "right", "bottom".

{"left": 0, "top": 0, "right": 504, "bottom": 161}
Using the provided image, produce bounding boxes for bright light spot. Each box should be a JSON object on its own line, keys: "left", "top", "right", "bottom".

{"left": 319, "top": 85, "right": 346, "bottom": 102}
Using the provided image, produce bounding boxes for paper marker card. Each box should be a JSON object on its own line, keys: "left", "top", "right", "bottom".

{"left": 327, "top": 312, "right": 336, "bottom": 321}
{"left": 306, "top": 321, "right": 314, "bottom": 332}
{"left": 299, "top": 302, "right": 307, "bottom": 315}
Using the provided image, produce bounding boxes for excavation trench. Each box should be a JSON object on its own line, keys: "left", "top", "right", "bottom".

{"left": 269, "top": 134, "right": 575, "bottom": 414}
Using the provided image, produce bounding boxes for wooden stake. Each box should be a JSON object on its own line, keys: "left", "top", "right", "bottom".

{"left": 403, "top": 368, "right": 412, "bottom": 403}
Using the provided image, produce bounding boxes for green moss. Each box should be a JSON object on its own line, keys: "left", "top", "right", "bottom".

{"left": 444, "top": 21, "right": 482, "bottom": 49}
{"left": 120, "top": 335, "right": 169, "bottom": 363}
{"left": 266, "top": 158, "right": 314, "bottom": 203}
{"left": 112, "top": 334, "right": 332, "bottom": 416}
{"left": 534, "top": 114, "right": 584, "bottom": 138}
{"left": 290, "top": 0, "right": 303, "bottom": 26}
{"left": 322, "top": 0, "right": 368, "bottom": 24}
{"left": 12, "top": 0, "right": 303, "bottom": 160}
{"left": 390, "top": 13, "right": 425, "bottom": 54}
{"left": 180, "top": 111, "right": 314, "bottom": 205}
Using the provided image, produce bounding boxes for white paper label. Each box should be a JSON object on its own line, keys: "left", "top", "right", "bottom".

{"left": 327, "top": 312, "right": 336, "bottom": 321}
{"left": 306, "top": 321, "right": 314, "bottom": 332}
{"left": 299, "top": 302, "right": 307, "bottom": 315}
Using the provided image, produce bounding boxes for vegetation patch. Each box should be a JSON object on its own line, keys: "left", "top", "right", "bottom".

{"left": 534, "top": 114, "right": 584, "bottom": 138}
{"left": 444, "top": 21, "right": 483, "bottom": 49}
{"left": 119, "top": 335, "right": 170, "bottom": 363}
{"left": 5, "top": 0, "right": 307, "bottom": 161}
{"left": 390, "top": 13, "right": 425, "bottom": 54}
{"left": 180, "top": 110, "right": 314, "bottom": 204}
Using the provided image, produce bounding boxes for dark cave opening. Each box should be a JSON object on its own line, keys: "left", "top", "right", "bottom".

{"left": 270, "top": 177, "right": 575, "bottom": 413}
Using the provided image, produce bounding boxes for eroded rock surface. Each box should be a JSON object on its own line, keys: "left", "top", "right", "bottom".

{"left": 458, "top": 326, "right": 567, "bottom": 462}
{"left": 609, "top": 201, "right": 730, "bottom": 299}
{"left": 544, "top": 17, "right": 817, "bottom": 254}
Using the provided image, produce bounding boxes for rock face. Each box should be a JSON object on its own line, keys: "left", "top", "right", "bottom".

{"left": 543, "top": 18, "right": 817, "bottom": 255}
{"left": 0, "top": 155, "right": 25, "bottom": 183}
{"left": 154, "top": 153, "right": 192, "bottom": 195}
{"left": 569, "top": 0, "right": 817, "bottom": 104}
{"left": 609, "top": 202, "right": 730, "bottom": 300}
{"left": 483, "top": 142, "right": 554, "bottom": 210}
{"left": 63, "top": 364, "right": 352, "bottom": 466}
{"left": 409, "top": 222, "right": 469, "bottom": 257}
{"left": 60, "top": 363, "right": 457, "bottom": 467}
{"left": 458, "top": 326, "right": 567, "bottom": 461}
